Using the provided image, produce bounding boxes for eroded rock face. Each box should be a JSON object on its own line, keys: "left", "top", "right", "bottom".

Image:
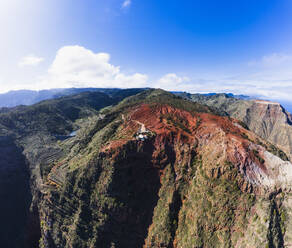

{"left": 185, "top": 93, "right": 292, "bottom": 160}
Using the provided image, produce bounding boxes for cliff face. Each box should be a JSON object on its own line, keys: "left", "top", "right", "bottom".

{"left": 0, "top": 135, "right": 33, "bottom": 247}
{"left": 184, "top": 93, "right": 292, "bottom": 160}
{"left": 244, "top": 101, "right": 292, "bottom": 158}
{"left": 1, "top": 89, "right": 292, "bottom": 248}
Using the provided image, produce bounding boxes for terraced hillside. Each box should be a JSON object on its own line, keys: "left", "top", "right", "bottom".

{"left": 1, "top": 89, "right": 292, "bottom": 247}
{"left": 0, "top": 89, "right": 143, "bottom": 248}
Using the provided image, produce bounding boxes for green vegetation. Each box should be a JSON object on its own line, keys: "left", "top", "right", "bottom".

{"left": 267, "top": 200, "right": 285, "bottom": 248}
{"left": 163, "top": 113, "right": 191, "bottom": 133}
{"left": 175, "top": 158, "right": 255, "bottom": 248}
{"left": 252, "top": 149, "right": 266, "bottom": 164}
{"left": 267, "top": 144, "right": 289, "bottom": 162}
{"left": 145, "top": 164, "right": 178, "bottom": 247}
{"left": 241, "top": 132, "right": 250, "bottom": 140}
{"left": 255, "top": 139, "right": 289, "bottom": 161}
{"left": 0, "top": 91, "right": 115, "bottom": 135}
{"left": 238, "top": 120, "right": 250, "bottom": 130}
{"left": 3, "top": 88, "right": 291, "bottom": 248}
{"left": 113, "top": 89, "right": 227, "bottom": 116}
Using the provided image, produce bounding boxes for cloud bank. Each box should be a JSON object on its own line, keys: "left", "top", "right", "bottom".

{"left": 10, "top": 47, "right": 292, "bottom": 103}
{"left": 40, "top": 45, "right": 148, "bottom": 89}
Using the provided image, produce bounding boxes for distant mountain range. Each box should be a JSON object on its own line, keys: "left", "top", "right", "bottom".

{"left": 173, "top": 91, "right": 292, "bottom": 112}
{"left": 172, "top": 91, "right": 253, "bottom": 100}
{"left": 0, "top": 88, "right": 147, "bottom": 108}
{"left": 2, "top": 88, "right": 290, "bottom": 113}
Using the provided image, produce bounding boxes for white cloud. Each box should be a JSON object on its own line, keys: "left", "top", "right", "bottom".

{"left": 153, "top": 64, "right": 292, "bottom": 102}
{"left": 38, "top": 45, "right": 148, "bottom": 89}
{"left": 237, "top": 53, "right": 292, "bottom": 101}
{"left": 248, "top": 53, "right": 292, "bottom": 67}
{"left": 150, "top": 53, "right": 288, "bottom": 102}
{"left": 18, "top": 55, "right": 44, "bottom": 67}
{"left": 25, "top": 46, "right": 193, "bottom": 94}
{"left": 122, "top": 0, "right": 131, "bottom": 8}
{"left": 6, "top": 48, "right": 292, "bottom": 105}
{"left": 155, "top": 73, "right": 190, "bottom": 90}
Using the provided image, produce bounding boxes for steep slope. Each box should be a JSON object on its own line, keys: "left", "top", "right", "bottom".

{"left": 182, "top": 93, "right": 292, "bottom": 160}
{"left": 0, "top": 90, "right": 144, "bottom": 248}
{"left": 32, "top": 90, "right": 292, "bottom": 248}
{"left": 0, "top": 135, "right": 32, "bottom": 247}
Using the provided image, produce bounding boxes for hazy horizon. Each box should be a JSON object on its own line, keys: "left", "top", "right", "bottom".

{"left": 1, "top": 86, "right": 292, "bottom": 113}
{"left": 0, "top": 0, "right": 292, "bottom": 103}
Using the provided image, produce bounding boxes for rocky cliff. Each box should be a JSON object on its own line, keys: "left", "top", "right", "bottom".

{"left": 1, "top": 89, "right": 292, "bottom": 247}
{"left": 181, "top": 93, "right": 292, "bottom": 161}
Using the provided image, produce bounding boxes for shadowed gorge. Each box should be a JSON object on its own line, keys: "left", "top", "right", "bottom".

{"left": 0, "top": 136, "right": 36, "bottom": 247}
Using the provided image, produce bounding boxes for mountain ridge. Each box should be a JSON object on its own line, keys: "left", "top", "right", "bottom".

{"left": 0, "top": 88, "right": 148, "bottom": 108}
{"left": 0, "top": 89, "right": 292, "bottom": 247}
{"left": 178, "top": 92, "right": 292, "bottom": 161}
{"left": 2, "top": 88, "right": 291, "bottom": 113}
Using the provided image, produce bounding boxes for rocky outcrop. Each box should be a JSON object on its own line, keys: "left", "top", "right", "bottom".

{"left": 183, "top": 93, "right": 292, "bottom": 160}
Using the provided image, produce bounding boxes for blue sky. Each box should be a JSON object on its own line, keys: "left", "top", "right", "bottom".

{"left": 1, "top": 0, "right": 292, "bottom": 107}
